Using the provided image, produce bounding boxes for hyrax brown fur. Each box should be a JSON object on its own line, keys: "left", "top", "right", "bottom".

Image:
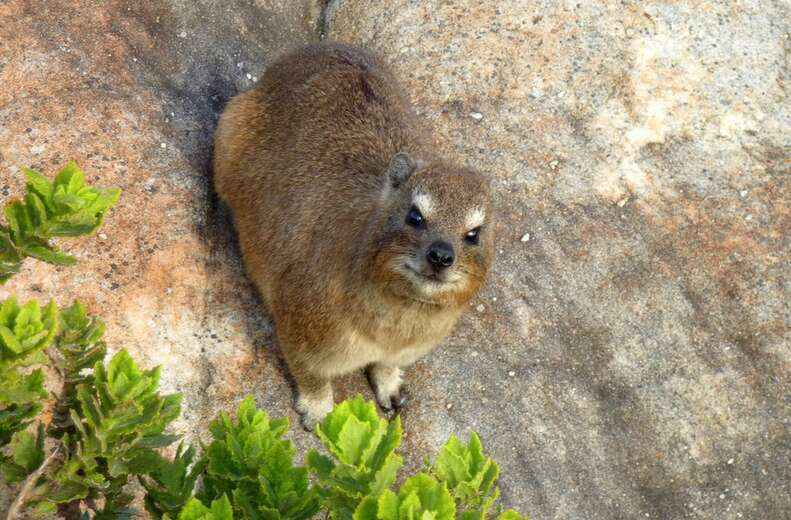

{"left": 213, "top": 42, "right": 494, "bottom": 428}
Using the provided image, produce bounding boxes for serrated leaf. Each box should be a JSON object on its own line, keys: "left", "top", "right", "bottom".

{"left": 10, "top": 424, "right": 44, "bottom": 471}
{"left": 23, "top": 242, "right": 77, "bottom": 265}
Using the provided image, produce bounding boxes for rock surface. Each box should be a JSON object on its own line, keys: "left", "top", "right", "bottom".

{"left": 1, "top": 1, "right": 789, "bottom": 518}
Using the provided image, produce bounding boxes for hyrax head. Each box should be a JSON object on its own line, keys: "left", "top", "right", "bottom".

{"left": 369, "top": 153, "right": 495, "bottom": 307}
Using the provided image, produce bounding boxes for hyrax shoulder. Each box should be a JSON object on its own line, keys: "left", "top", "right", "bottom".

{"left": 213, "top": 42, "right": 494, "bottom": 428}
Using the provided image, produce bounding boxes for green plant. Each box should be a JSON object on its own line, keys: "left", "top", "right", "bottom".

{"left": 307, "top": 395, "right": 403, "bottom": 517}
{"left": 354, "top": 473, "right": 456, "bottom": 520}
{"left": 28, "top": 349, "right": 182, "bottom": 517}
{"left": 177, "top": 495, "right": 234, "bottom": 520}
{"left": 49, "top": 301, "right": 108, "bottom": 438}
{"left": 141, "top": 442, "right": 207, "bottom": 520}
{"left": 0, "top": 296, "right": 58, "bottom": 483}
{"left": 432, "top": 433, "right": 500, "bottom": 519}
{"left": 0, "top": 161, "right": 120, "bottom": 283}
{"left": 197, "top": 396, "right": 319, "bottom": 520}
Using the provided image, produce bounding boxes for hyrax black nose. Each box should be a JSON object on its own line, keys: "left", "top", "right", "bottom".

{"left": 427, "top": 241, "right": 455, "bottom": 269}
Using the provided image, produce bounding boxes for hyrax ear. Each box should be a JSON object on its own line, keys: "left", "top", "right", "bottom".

{"left": 385, "top": 152, "right": 417, "bottom": 188}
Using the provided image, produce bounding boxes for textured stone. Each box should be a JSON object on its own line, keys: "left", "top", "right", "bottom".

{"left": 0, "top": 0, "right": 789, "bottom": 519}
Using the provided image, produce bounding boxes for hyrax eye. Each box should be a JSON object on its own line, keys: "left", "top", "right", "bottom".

{"left": 406, "top": 206, "right": 425, "bottom": 228}
{"left": 464, "top": 227, "right": 481, "bottom": 245}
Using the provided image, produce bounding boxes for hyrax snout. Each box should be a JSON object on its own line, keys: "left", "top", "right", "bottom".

{"left": 213, "top": 42, "right": 494, "bottom": 428}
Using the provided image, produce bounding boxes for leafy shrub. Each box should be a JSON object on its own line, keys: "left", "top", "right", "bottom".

{"left": 0, "top": 296, "right": 58, "bottom": 480}
{"left": 0, "top": 161, "right": 120, "bottom": 283}
{"left": 433, "top": 433, "right": 500, "bottom": 519}
{"left": 198, "top": 396, "right": 319, "bottom": 520}
{"left": 307, "top": 395, "right": 403, "bottom": 517}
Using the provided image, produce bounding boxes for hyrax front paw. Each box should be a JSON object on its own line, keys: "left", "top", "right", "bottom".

{"left": 367, "top": 364, "right": 407, "bottom": 416}
{"left": 295, "top": 393, "right": 333, "bottom": 431}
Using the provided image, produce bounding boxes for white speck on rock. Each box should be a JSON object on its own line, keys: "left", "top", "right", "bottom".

{"left": 160, "top": 142, "right": 166, "bottom": 149}
{"left": 508, "top": 371, "right": 516, "bottom": 377}
{"left": 446, "top": 403, "right": 453, "bottom": 409}
{"left": 617, "top": 197, "right": 629, "bottom": 207}
{"left": 98, "top": 233, "right": 107, "bottom": 240}
{"left": 246, "top": 73, "right": 252, "bottom": 80}
{"left": 476, "top": 304, "right": 485, "bottom": 313}
{"left": 739, "top": 190, "right": 748, "bottom": 198}
{"left": 471, "top": 351, "right": 479, "bottom": 357}
{"left": 179, "top": 31, "right": 187, "bottom": 38}
{"left": 728, "top": 458, "right": 735, "bottom": 464}
{"left": 469, "top": 111, "right": 483, "bottom": 121}
{"left": 520, "top": 232, "right": 531, "bottom": 242}
{"left": 549, "top": 160, "right": 559, "bottom": 170}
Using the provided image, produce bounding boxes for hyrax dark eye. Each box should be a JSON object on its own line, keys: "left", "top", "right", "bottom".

{"left": 464, "top": 227, "right": 481, "bottom": 245}
{"left": 405, "top": 206, "right": 425, "bottom": 228}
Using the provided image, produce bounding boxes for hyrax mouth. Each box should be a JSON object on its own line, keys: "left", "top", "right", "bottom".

{"left": 402, "top": 261, "right": 462, "bottom": 289}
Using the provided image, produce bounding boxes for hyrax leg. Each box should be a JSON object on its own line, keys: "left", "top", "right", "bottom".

{"left": 291, "top": 367, "right": 333, "bottom": 431}
{"left": 367, "top": 363, "right": 408, "bottom": 415}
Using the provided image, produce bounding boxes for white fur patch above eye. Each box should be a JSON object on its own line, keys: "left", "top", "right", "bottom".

{"left": 465, "top": 207, "right": 486, "bottom": 230}
{"left": 412, "top": 191, "right": 435, "bottom": 217}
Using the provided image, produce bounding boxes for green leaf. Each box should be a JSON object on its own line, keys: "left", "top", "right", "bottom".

{"left": 24, "top": 168, "right": 53, "bottom": 203}
{"left": 496, "top": 510, "right": 529, "bottom": 520}
{"left": 23, "top": 242, "right": 77, "bottom": 265}
{"left": 10, "top": 424, "right": 45, "bottom": 471}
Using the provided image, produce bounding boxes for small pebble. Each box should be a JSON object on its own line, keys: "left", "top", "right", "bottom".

{"left": 739, "top": 190, "right": 748, "bottom": 197}
{"left": 179, "top": 31, "right": 187, "bottom": 38}
{"left": 471, "top": 351, "right": 479, "bottom": 357}
{"left": 166, "top": 288, "right": 173, "bottom": 295}
{"left": 719, "top": 494, "right": 725, "bottom": 499}
{"left": 520, "top": 232, "right": 531, "bottom": 242}
{"left": 160, "top": 142, "right": 166, "bottom": 149}
{"left": 745, "top": 214, "right": 752, "bottom": 221}
{"left": 98, "top": 233, "right": 107, "bottom": 240}
{"left": 469, "top": 111, "right": 483, "bottom": 121}
{"left": 246, "top": 73, "right": 252, "bottom": 80}
{"left": 549, "top": 160, "right": 559, "bottom": 170}
{"left": 446, "top": 403, "right": 453, "bottom": 410}
{"left": 508, "top": 371, "right": 516, "bottom": 377}
{"left": 727, "top": 458, "right": 735, "bottom": 464}
{"left": 476, "top": 304, "right": 485, "bottom": 313}
{"left": 617, "top": 197, "right": 629, "bottom": 207}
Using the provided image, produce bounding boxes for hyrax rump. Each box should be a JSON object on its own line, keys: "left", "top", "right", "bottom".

{"left": 213, "top": 42, "right": 494, "bottom": 428}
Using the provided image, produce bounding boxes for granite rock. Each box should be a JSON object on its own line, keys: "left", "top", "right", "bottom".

{"left": 1, "top": 1, "right": 789, "bottom": 518}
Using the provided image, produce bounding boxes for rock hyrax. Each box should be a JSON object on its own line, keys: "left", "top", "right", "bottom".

{"left": 213, "top": 42, "right": 494, "bottom": 428}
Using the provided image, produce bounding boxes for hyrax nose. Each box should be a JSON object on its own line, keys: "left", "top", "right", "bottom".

{"left": 427, "top": 241, "right": 455, "bottom": 269}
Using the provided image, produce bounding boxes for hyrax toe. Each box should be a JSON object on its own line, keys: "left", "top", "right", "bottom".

{"left": 296, "top": 393, "right": 333, "bottom": 431}
{"left": 367, "top": 364, "right": 404, "bottom": 413}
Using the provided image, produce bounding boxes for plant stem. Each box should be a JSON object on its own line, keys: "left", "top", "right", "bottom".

{"left": 5, "top": 444, "right": 61, "bottom": 520}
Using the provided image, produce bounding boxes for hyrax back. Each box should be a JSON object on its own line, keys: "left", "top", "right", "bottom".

{"left": 213, "top": 42, "right": 494, "bottom": 428}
